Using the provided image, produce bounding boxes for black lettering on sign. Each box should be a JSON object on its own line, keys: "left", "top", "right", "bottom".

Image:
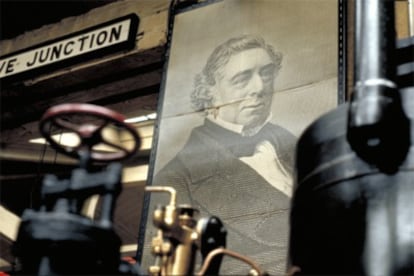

{"left": 78, "top": 36, "right": 88, "bottom": 51}
{"left": 64, "top": 41, "right": 74, "bottom": 55}
{"left": 89, "top": 33, "right": 95, "bottom": 48}
{"left": 50, "top": 44, "right": 63, "bottom": 61}
{"left": 109, "top": 25, "right": 122, "bottom": 43}
{"left": 0, "top": 58, "right": 18, "bottom": 74}
{"left": 0, "top": 59, "right": 6, "bottom": 73}
{"left": 26, "top": 52, "right": 38, "bottom": 67}
{"left": 39, "top": 48, "right": 50, "bottom": 63}
{"left": 96, "top": 31, "right": 108, "bottom": 45}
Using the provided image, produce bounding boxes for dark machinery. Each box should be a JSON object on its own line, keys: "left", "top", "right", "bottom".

{"left": 11, "top": 103, "right": 267, "bottom": 276}
{"left": 12, "top": 103, "right": 143, "bottom": 275}
{"left": 288, "top": 0, "right": 414, "bottom": 275}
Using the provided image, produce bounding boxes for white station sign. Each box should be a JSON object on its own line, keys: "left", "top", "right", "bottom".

{"left": 0, "top": 14, "right": 139, "bottom": 80}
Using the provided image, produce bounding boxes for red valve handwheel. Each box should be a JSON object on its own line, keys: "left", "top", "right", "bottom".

{"left": 39, "top": 103, "right": 141, "bottom": 162}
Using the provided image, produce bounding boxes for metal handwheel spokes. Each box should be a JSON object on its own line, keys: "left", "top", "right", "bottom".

{"left": 39, "top": 103, "right": 141, "bottom": 162}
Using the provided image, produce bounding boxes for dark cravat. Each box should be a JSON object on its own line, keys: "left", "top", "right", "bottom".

{"left": 203, "top": 119, "right": 272, "bottom": 158}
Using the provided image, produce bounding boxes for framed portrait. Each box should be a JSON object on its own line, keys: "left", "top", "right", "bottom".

{"left": 138, "top": 0, "right": 346, "bottom": 274}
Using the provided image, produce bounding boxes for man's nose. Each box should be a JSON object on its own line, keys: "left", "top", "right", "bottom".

{"left": 247, "top": 73, "right": 265, "bottom": 96}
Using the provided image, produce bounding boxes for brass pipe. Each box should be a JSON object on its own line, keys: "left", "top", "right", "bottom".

{"left": 197, "top": 248, "right": 266, "bottom": 276}
{"left": 145, "top": 186, "right": 177, "bottom": 206}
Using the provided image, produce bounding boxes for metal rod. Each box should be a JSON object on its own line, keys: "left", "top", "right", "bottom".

{"left": 348, "top": 0, "right": 410, "bottom": 171}
{"left": 355, "top": 0, "right": 396, "bottom": 87}
{"left": 409, "top": 0, "right": 414, "bottom": 36}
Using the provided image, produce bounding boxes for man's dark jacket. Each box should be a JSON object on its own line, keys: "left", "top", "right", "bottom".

{"left": 149, "top": 119, "right": 297, "bottom": 274}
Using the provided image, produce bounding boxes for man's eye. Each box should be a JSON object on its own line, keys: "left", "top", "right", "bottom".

{"left": 231, "top": 73, "right": 250, "bottom": 87}
{"left": 260, "top": 66, "right": 275, "bottom": 81}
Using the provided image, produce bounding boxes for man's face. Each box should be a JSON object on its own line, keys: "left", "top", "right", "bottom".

{"left": 213, "top": 48, "right": 276, "bottom": 129}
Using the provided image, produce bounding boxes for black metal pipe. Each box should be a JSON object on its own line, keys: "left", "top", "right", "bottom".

{"left": 355, "top": 0, "right": 396, "bottom": 86}
{"left": 347, "top": 0, "right": 409, "bottom": 172}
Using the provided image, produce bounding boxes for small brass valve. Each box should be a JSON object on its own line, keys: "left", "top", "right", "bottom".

{"left": 145, "top": 186, "right": 268, "bottom": 276}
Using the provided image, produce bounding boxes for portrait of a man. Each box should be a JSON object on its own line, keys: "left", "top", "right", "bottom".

{"left": 157, "top": 34, "right": 296, "bottom": 273}
{"left": 141, "top": 1, "right": 338, "bottom": 274}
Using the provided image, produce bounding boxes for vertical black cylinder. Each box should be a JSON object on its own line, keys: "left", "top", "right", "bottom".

{"left": 288, "top": 0, "right": 414, "bottom": 275}
{"left": 355, "top": 0, "right": 396, "bottom": 83}
{"left": 347, "top": 0, "right": 409, "bottom": 172}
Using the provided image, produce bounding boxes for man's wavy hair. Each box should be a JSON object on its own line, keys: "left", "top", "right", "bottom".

{"left": 191, "top": 34, "right": 283, "bottom": 113}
